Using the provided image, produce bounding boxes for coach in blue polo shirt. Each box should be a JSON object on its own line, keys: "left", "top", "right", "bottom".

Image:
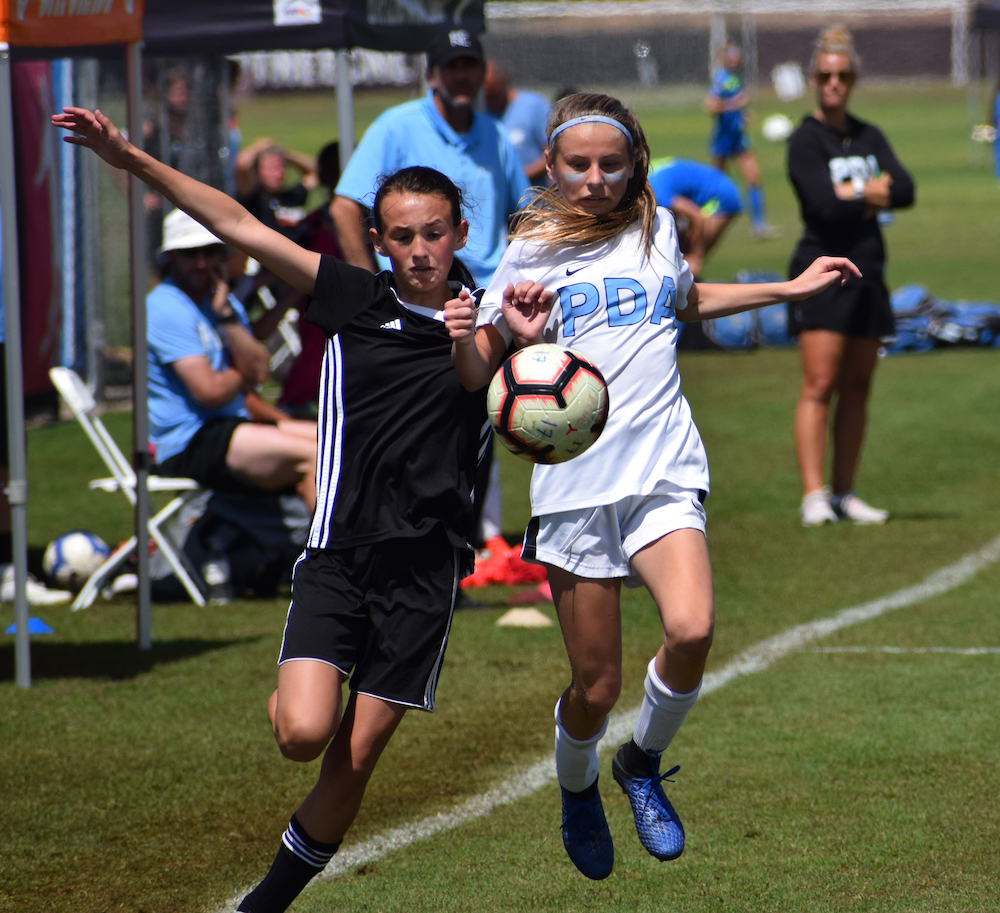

{"left": 331, "top": 29, "right": 529, "bottom": 289}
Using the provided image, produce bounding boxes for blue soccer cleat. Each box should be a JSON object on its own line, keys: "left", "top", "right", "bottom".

{"left": 560, "top": 782, "right": 614, "bottom": 880}
{"left": 612, "top": 743, "right": 685, "bottom": 861}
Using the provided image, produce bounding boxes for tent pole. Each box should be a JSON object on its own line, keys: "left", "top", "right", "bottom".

{"left": 125, "top": 40, "right": 152, "bottom": 650}
{"left": 336, "top": 50, "right": 354, "bottom": 170}
{"left": 0, "top": 44, "right": 33, "bottom": 688}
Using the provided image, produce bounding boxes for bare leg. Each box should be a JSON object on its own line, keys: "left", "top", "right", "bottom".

{"left": 226, "top": 421, "right": 317, "bottom": 510}
{"left": 296, "top": 693, "right": 407, "bottom": 843}
{"left": 238, "top": 685, "right": 405, "bottom": 912}
{"left": 736, "top": 150, "right": 762, "bottom": 187}
{"left": 547, "top": 567, "right": 622, "bottom": 741}
{"left": 831, "top": 336, "right": 881, "bottom": 495}
{"left": 629, "top": 528, "right": 714, "bottom": 694}
{"left": 795, "top": 329, "right": 847, "bottom": 495}
{"left": 269, "top": 659, "right": 344, "bottom": 762}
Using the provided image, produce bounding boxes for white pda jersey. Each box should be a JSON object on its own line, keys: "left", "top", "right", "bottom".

{"left": 479, "top": 209, "right": 710, "bottom": 516}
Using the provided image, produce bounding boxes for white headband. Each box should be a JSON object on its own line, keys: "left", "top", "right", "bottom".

{"left": 549, "top": 115, "right": 634, "bottom": 148}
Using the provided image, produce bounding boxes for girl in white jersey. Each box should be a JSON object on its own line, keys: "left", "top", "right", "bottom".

{"left": 445, "top": 93, "right": 859, "bottom": 880}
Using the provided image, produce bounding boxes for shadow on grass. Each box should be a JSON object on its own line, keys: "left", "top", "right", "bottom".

{"left": 889, "top": 511, "right": 962, "bottom": 522}
{"left": 0, "top": 636, "right": 260, "bottom": 682}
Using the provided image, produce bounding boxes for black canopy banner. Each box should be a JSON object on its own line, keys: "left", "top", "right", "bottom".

{"left": 142, "top": 0, "right": 484, "bottom": 56}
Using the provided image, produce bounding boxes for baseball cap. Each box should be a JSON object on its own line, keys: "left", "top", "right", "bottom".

{"left": 426, "top": 29, "right": 484, "bottom": 69}
{"left": 159, "top": 208, "right": 225, "bottom": 253}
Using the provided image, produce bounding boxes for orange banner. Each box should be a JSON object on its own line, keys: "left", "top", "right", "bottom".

{"left": 1, "top": 0, "right": 143, "bottom": 48}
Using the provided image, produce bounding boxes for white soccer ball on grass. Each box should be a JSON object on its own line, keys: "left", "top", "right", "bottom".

{"left": 43, "top": 530, "right": 111, "bottom": 591}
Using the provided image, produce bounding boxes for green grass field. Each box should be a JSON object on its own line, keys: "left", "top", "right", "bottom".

{"left": 3, "top": 81, "right": 1000, "bottom": 912}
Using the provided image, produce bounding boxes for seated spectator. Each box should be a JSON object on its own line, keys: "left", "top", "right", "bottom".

{"left": 149, "top": 209, "right": 317, "bottom": 510}
{"left": 648, "top": 156, "right": 743, "bottom": 277}
{"left": 277, "top": 141, "right": 344, "bottom": 418}
{"left": 236, "top": 139, "right": 318, "bottom": 237}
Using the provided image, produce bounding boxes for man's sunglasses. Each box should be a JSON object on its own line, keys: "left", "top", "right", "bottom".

{"left": 815, "top": 70, "right": 856, "bottom": 85}
{"left": 177, "top": 245, "right": 226, "bottom": 259}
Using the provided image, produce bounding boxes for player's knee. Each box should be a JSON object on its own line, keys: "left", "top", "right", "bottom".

{"left": 668, "top": 618, "right": 714, "bottom": 665}
{"left": 572, "top": 673, "right": 621, "bottom": 719}
{"left": 274, "top": 717, "right": 334, "bottom": 762}
{"left": 802, "top": 374, "right": 837, "bottom": 405}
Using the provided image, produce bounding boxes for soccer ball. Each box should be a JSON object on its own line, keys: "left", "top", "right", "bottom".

{"left": 487, "top": 344, "right": 609, "bottom": 464}
{"left": 762, "top": 113, "right": 794, "bottom": 144}
{"left": 43, "top": 531, "right": 111, "bottom": 591}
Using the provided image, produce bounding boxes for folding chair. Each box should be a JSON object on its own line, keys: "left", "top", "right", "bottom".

{"left": 49, "top": 367, "right": 206, "bottom": 609}
{"left": 256, "top": 283, "right": 303, "bottom": 375}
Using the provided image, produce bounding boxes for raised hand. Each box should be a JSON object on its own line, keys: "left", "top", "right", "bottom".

{"left": 501, "top": 281, "right": 553, "bottom": 348}
{"left": 444, "top": 288, "right": 478, "bottom": 342}
{"left": 51, "top": 107, "right": 132, "bottom": 170}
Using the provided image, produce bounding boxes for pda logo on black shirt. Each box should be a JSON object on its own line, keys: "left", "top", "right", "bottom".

{"left": 828, "top": 155, "right": 880, "bottom": 186}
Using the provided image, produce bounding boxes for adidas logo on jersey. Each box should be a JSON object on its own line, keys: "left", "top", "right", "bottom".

{"left": 380, "top": 319, "right": 403, "bottom": 331}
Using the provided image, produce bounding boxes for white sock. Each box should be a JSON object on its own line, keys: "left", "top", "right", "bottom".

{"left": 554, "top": 699, "right": 607, "bottom": 793}
{"left": 632, "top": 657, "right": 701, "bottom": 755}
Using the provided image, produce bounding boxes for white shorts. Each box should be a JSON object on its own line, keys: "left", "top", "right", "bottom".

{"left": 522, "top": 482, "right": 708, "bottom": 588}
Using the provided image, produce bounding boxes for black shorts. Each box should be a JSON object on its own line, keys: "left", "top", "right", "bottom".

{"left": 279, "top": 527, "right": 464, "bottom": 712}
{"left": 787, "top": 277, "right": 895, "bottom": 339}
{"left": 157, "top": 416, "right": 273, "bottom": 494}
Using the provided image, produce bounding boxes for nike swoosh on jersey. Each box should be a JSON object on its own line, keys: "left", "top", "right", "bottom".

{"left": 566, "top": 266, "right": 586, "bottom": 276}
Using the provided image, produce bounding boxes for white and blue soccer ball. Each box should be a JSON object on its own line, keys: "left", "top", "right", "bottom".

{"left": 43, "top": 531, "right": 110, "bottom": 591}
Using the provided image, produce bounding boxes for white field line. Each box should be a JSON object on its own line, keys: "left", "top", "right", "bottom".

{"left": 811, "top": 646, "right": 1000, "bottom": 654}
{"left": 214, "top": 532, "right": 1000, "bottom": 912}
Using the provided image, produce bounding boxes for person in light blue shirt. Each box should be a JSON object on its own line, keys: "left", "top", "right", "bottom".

{"left": 703, "top": 43, "right": 777, "bottom": 239}
{"left": 149, "top": 208, "right": 317, "bottom": 510}
{"left": 648, "top": 156, "right": 742, "bottom": 276}
{"left": 485, "top": 60, "right": 550, "bottom": 186}
{"left": 331, "top": 30, "right": 529, "bottom": 289}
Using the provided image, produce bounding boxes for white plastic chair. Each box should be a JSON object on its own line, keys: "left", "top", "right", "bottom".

{"left": 49, "top": 367, "right": 206, "bottom": 609}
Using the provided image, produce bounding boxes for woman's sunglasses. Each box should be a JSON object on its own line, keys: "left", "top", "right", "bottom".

{"left": 815, "top": 70, "right": 856, "bottom": 85}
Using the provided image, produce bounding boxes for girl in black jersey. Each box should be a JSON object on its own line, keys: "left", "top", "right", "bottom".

{"left": 53, "top": 106, "right": 547, "bottom": 913}
{"left": 787, "top": 26, "right": 915, "bottom": 527}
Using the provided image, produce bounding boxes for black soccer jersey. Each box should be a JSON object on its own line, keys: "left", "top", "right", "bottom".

{"left": 304, "top": 255, "right": 489, "bottom": 553}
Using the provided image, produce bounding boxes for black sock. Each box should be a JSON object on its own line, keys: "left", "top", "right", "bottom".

{"left": 237, "top": 815, "right": 341, "bottom": 913}
{"left": 620, "top": 739, "right": 657, "bottom": 777}
{"left": 564, "top": 776, "right": 600, "bottom": 802}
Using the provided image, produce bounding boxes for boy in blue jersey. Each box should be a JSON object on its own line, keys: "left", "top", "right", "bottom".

{"left": 648, "top": 156, "right": 742, "bottom": 276}
{"left": 703, "top": 43, "right": 778, "bottom": 239}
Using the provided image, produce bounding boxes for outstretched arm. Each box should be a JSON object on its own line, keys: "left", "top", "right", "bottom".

{"left": 445, "top": 282, "right": 553, "bottom": 391}
{"left": 681, "top": 256, "right": 861, "bottom": 322}
{"left": 52, "top": 107, "right": 321, "bottom": 295}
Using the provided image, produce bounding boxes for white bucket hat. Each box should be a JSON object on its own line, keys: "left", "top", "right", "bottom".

{"left": 159, "top": 208, "right": 225, "bottom": 253}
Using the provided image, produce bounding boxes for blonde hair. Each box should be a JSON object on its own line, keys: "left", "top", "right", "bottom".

{"left": 511, "top": 93, "right": 658, "bottom": 257}
{"left": 811, "top": 25, "right": 860, "bottom": 73}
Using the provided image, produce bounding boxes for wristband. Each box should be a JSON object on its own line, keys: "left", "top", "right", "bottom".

{"left": 851, "top": 177, "right": 865, "bottom": 200}
{"left": 217, "top": 312, "right": 240, "bottom": 325}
